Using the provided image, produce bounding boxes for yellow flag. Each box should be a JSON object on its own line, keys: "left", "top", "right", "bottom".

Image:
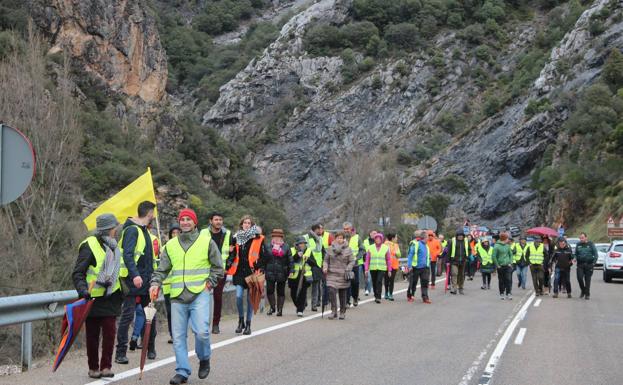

{"left": 83, "top": 168, "right": 157, "bottom": 231}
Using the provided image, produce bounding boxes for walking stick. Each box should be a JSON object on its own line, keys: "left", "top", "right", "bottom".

{"left": 445, "top": 262, "right": 450, "bottom": 293}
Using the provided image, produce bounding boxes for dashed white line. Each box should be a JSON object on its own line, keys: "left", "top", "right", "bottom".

{"left": 86, "top": 278, "right": 445, "bottom": 385}
{"left": 477, "top": 293, "right": 535, "bottom": 385}
{"left": 534, "top": 299, "right": 542, "bottom": 307}
{"left": 514, "top": 328, "right": 527, "bottom": 345}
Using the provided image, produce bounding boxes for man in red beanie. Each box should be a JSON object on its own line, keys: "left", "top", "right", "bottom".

{"left": 151, "top": 208, "right": 223, "bottom": 384}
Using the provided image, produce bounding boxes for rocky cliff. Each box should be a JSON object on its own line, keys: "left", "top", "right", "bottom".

{"left": 205, "top": 0, "right": 623, "bottom": 231}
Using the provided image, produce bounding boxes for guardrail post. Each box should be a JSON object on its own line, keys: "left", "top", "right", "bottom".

{"left": 21, "top": 322, "right": 32, "bottom": 372}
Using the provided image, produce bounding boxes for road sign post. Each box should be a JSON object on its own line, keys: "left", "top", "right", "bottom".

{"left": 0, "top": 124, "right": 36, "bottom": 205}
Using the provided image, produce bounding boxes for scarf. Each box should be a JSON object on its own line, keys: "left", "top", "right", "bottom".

{"left": 271, "top": 239, "right": 285, "bottom": 257}
{"left": 235, "top": 225, "right": 259, "bottom": 246}
{"left": 96, "top": 236, "right": 121, "bottom": 296}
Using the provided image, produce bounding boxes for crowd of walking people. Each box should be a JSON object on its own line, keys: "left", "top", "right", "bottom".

{"left": 72, "top": 202, "right": 600, "bottom": 384}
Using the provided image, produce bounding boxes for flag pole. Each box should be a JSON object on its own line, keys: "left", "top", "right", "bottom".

{"left": 148, "top": 167, "right": 162, "bottom": 242}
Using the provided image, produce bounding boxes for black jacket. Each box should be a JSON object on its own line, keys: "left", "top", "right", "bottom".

{"left": 120, "top": 218, "right": 154, "bottom": 296}
{"left": 265, "top": 243, "right": 291, "bottom": 283}
{"left": 228, "top": 235, "right": 270, "bottom": 288}
{"left": 72, "top": 237, "right": 122, "bottom": 318}
{"left": 551, "top": 246, "right": 574, "bottom": 270}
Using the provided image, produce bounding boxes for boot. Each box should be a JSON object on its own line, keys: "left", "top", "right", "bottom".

{"left": 198, "top": 359, "right": 210, "bottom": 379}
{"left": 169, "top": 374, "right": 188, "bottom": 384}
{"left": 276, "top": 296, "right": 285, "bottom": 316}
{"left": 267, "top": 294, "right": 276, "bottom": 316}
{"left": 212, "top": 324, "right": 220, "bottom": 334}
{"left": 235, "top": 317, "right": 244, "bottom": 334}
{"left": 243, "top": 320, "right": 252, "bottom": 335}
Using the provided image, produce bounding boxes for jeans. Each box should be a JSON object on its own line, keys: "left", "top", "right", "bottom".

{"left": 577, "top": 263, "right": 594, "bottom": 297}
{"left": 212, "top": 278, "right": 226, "bottom": 327}
{"left": 235, "top": 285, "right": 253, "bottom": 321}
{"left": 311, "top": 279, "right": 327, "bottom": 307}
{"left": 116, "top": 295, "right": 156, "bottom": 357}
{"left": 515, "top": 265, "right": 528, "bottom": 289}
{"left": 497, "top": 266, "right": 513, "bottom": 295}
{"left": 171, "top": 290, "right": 212, "bottom": 378}
{"left": 349, "top": 265, "right": 361, "bottom": 302}
{"left": 86, "top": 316, "right": 116, "bottom": 371}
{"left": 164, "top": 294, "right": 172, "bottom": 338}
{"left": 409, "top": 267, "right": 430, "bottom": 299}
{"left": 365, "top": 270, "right": 372, "bottom": 293}
{"left": 131, "top": 304, "right": 145, "bottom": 340}
{"left": 554, "top": 267, "right": 571, "bottom": 294}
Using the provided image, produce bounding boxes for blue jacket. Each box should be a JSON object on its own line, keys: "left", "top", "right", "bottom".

{"left": 407, "top": 240, "right": 428, "bottom": 268}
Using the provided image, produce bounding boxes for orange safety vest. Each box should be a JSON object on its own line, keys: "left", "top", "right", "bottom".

{"left": 386, "top": 241, "right": 400, "bottom": 270}
{"left": 427, "top": 238, "right": 442, "bottom": 262}
{"left": 227, "top": 235, "right": 264, "bottom": 276}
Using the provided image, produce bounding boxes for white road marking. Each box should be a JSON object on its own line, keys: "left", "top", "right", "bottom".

{"left": 534, "top": 299, "right": 542, "bottom": 307}
{"left": 86, "top": 277, "right": 445, "bottom": 385}
{"left": 514, "top": 328, "right": 527, "bottom": 345}
{"left": 477, "top": 293, "right": 535, "bottom": 385}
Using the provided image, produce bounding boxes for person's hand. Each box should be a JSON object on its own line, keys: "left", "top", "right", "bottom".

{"left": 206, "top": 281, "right": 213, "bottom": 291}
{"left": 149, "top": 285, "right": 159, "bottom": 299}
{"left": 79, "top": 290, "right": 91, "bottom": 300}
{"left": 133, "top": 276, "right": 143, "bottom": 288}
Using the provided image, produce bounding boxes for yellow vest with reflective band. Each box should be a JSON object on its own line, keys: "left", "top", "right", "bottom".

{"left": 441, "top": 240, "right": 448, "bottom": 249}
{"left": 369, "top": 244, "right": 389, "bottom": 271}
{"left": 521, "top": 244, "right": 530, "bottom": 258}
{"left": 81, "top": 236, "right": 121, "bottom": 297}
{"left": 511, "top": 243, "right": 523, "bottom": 262}
{"left": 165, "top": 232, "right": 213, "bottom": 298}
{"left": 450, "top": 238, "right": 470, "bottom": 261}
{"left": 119, "top": 225, "right": 147, "bottom": 278}
{"left": 304, "top": 234, "right": 323, "bottom": 268}
{"left": 477, "top": 244, "right": 494, "bottom": 265}
{"left": 348, "top": 234, "right": 362, "bottom": 265}
{"left": 529, "top": 243, "right": 544, "bottom": 265}
{"left": 200, "top": 228, "right": 231, "bottom": 262}
{"left": 409, "top": 240, "right": 431, "bottom": 267}
{"left": 288, "top": 247, "right": 313, "bottom": 280}
{"left": 322, "top": 232, "right": 330, "bottom": 249}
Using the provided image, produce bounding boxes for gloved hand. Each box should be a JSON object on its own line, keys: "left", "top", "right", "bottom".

{"left": 79, "top": 290, "right": 91, "bottom": 300}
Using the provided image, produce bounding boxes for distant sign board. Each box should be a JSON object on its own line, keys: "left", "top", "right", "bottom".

{"left": 402, "top": 213, "right": 420, "bottom": 225}
{"left": 1, "top": 124, "right": 36, "bottom": 205}
{"left": 417, "top": 216, "right": 438, "bottom": 231}
{"left": 607, "top": 215, "right": 623, "bottom": 238}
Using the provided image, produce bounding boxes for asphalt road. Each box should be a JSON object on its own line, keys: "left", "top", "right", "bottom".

{"left": 2, "top": 268, "right": 621, "bottom": 385}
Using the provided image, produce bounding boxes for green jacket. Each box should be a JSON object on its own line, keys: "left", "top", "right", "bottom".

{"left": 575, "top": 241, "right": 598, "bottom": 264}
{"left": 492, "top": 243, "right": 513, "bottom": 267}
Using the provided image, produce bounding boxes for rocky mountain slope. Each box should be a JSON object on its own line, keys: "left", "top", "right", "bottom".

{"left": 204, "top": 0, "right": 623, "bottom": 232}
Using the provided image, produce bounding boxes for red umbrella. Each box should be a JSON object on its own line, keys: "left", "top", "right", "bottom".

{"left": 245, "top": 271, "right": 265, "bottom": 315}
{"left": 140, "top": 293, "right": 158, "bottom": 380}
{"left": 52, "top": 297, "right": 94, "bottom": 371}
{"left": 526, "top": 227, "right": 558, "bottom": 238}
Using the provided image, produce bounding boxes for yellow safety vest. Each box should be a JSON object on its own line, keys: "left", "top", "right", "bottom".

{"left": 369, "top": 244, "right": 389, "bottom": 271}
{"left": 450, "top": 238, "right": 470, "bottom": 261}
{"left": 119, "top": 224, "right": 147, "bottom": 278}
{"left": 477, "top": 244, "right": 494, "bottom": 265}
{"left": 165, "top": 232, "right": 213, "bottom": 298}
{"left": 80, "top": 236, "right": 121, "bottom": 297}
{"left": 200, "top": 228, "right": 231, "bottom": 262}
{"left": 511, "top": 243, "right": 523, "bottom": 263}
{"left": 409, "top": 240, "right": 431, "bottom": 267}
{"left": 322, "top": 231, "right": 330, "bottom": 249}
{"left": 304, "top": 234, "right": 323, "bottom": 268}
{"left": 529, "top": 244, "right": 545, "bottom": 265}
{"left": 288, "top": 247, "right": 313, "bottom": 280}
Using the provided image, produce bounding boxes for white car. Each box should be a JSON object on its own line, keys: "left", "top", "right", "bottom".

{"left": 566, "top": 237, "right": 581, "bottom": 253}
{"left": 603, "top": 240, "right": 623, "bottom": 283}
{"left": 595, "top": 243, "right": 610, "bottom": 267}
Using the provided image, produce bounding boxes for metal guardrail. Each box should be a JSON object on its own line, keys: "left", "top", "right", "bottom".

{"left": 0, "top": 284, "right": 237, "bottom": 372}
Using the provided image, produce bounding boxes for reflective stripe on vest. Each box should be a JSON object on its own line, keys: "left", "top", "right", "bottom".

{"left": 227, "top": 235, "right": 264, "bottom": 276}
{"left": 511, "top": 243, "right": 523, "bottom": 262}
{"left": 119, "top": 225, "right": 147, "bottom": 278}
{"left": 81, "top": 236, "right": 121, "bottom": 297}
{"left": 409, "top": 240, "right": 431, "bottom": 267}
{"left": 529, "top": 244, "right": 545, "bottom": 264}
{"left": 369, "top": 244, "right": 389, "bottom": 271}
{"left": 200, "top": 228, "right": 231, "bottom": 262}
{"left": 477, "top": 244, "right": 494, "bottom": 265}
{"left": 304, "top": 234, "right": 323, "bottom": 268}
{"left": 165, "top": 232, "right": 212, "bottom": 298}
{"left": 288, "top": 247, "right": 313, "bottom": 280}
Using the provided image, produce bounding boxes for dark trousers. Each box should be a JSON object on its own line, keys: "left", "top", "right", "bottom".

{"left": 116, "top": 295, "right": 156, "bottom": 357}
{"left": 369, "top": 270, "right": 384, "bottom": 300}
{"left": 430, "top": 261, "right": 437, "bottom": 285}
{"left": 467, "top": 260, "right": 477, "bottom": 277}
{"left": 497, "top": 266, "right": 513, "bottom": 295}
{"left": 384, "top": 270, "right": 396, "bottom": 295}
{"left": 577, "top": 263, "right": 594, "bottom": 296}
{"left": 349, "top": 265, "right": 361, "bottom": 302}
{"left": 86, "top": 316, "right": 116, "bottom": 371}
{"left": 164, "top": 294, "right": 172, "bottom": 338}
{"left": 554, "top": 267, "right": 571, "bottom": 294}
{"left": 530, "top": 265, "right": 544, "bottom": 294}
{"left": 289, "top": 279, "right": 310, "bottom": 312}
{"left": 409, "top": 267, "right": 430, "bottom": 299}
{"left": 267, "top": 279, "right": 286, "bottom": 310}
{"left": 482, "top": 272, "right": 491, "bottom": 287}
{"left": 212, "top": 277, "right": 226, "bottom": 326}
{"left": 328, "top": 287, "right": 348, "bottom": 315}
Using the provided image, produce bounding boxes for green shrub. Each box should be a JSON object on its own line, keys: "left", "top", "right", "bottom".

{"left": 340, "top": 21, "right": 380, "bottom": 47}
{"left": 371, "top": 75, "right": 383, "bottom": 89}
{"left": 603, "top": 49, "right": 623, "bottom": 91}
{"left": 395, "top": 61, "right": 410, "bottom": 77}
{"left": 384, "top": 23, "right": 419, "bottom": 50}
{"left": 419, "top": 194, "right": 451, "bottom": 222}
{"left": 460, "top": 23, "right": 485, "bottom": 45}
{"left": 475, "top": 45, "right": 491, "bottom": 62}
{"left": 524, "top": 98, "right": 553, "bottom": 117}
{"left": 441, "top": 175, "right": 469, "bottom": 193}
{"left": 358, "top": 56, "right": 376, "bottom": 72}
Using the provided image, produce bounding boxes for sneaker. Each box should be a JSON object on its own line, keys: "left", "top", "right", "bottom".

{"left": 384, "top": 293, "right": 389, "bottom": 300}
{"left": 353, "top": 299, "right": 358, "bottom": 307}
{"left": 481, "top": 286, "right": 486, "bottom": 290}
{"left": 580, "top": 293, "right": 585, "bottom": 299}
{"left": 487, "top": 285, "right": 491, "bottom": 290}
{"left": 212, "top": 324, "right": 220, "bottom": 334}
{"left": 585, "top": 295, "right": 590, "bottom": 300}
{"left": 389, "top": 294, "right": 395, "bottom": 301}
{"left": 374, "top": 299, "right": 381, "bottom": 304}
{"left": 338, "top": 313, "right": 345, "bottom": 320}
{"left": 553, "top": 293, "right": 558, "bottom": 298}
{"left": 407, "top": 297, "right": 414, "bottom": 303}
{"left": 311, "top": 306, "right": 318, "bottom": 312}
{"left": 100, "top": 368, "right": 114, "bottom": 378}
{"left": 507, "top": 294, "right": 513, "bottom": 300}
{"left": 147, "top": 350, "right": 156, "bottom": 360}
{"left": 450, "top": 289, "right": 457, "bottom": 295}
{"left": 88, "top": 370, "right": 101, "bottom": 379}
{"left": 459, "top": 289, "right": 464, "bottom": 295}
{"left": 114, "top": 356, "right": 128, "bottom": 365}
{"left": 297, "top": 312, "right": 303, "bottom": 317}
{"left": 423, "top": 298, "right": 432, "bottom": 304}
{"left": 365, "top": 290, "right": 370, "bottom": 296}
{"left": 500, "top": 294, "right": 505, "bottom": 300}
{"left": 567, "top": 293, "right": 572, "bottom": 298}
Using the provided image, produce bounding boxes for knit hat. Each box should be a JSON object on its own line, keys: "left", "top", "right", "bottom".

{"left": 168, "top": 224, "right": 181, "bottom": 238}
{"left": 295, "top": 236, "right": 308, "bottom": 245}
{"left": 374, "top": 233, "right": 384, "bottom": 241}
{"left": 96, "top": 213, "right": 119, "bottom": 232}
{"left": 178, "top": 208, "right": 198, "bottom": 225}
{"left": 271, "top": 228, "right": 285, "bottom": 238}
